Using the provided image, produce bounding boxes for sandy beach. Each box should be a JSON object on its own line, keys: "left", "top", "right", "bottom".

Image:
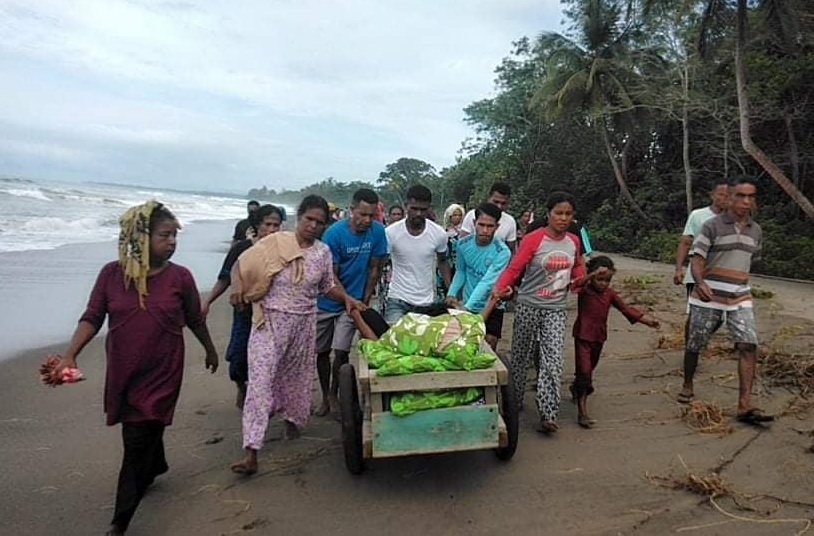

{"left": 1, "top": 254, "right": 812, "bottom": 536}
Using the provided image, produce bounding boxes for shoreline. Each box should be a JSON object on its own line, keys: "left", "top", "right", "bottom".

{"left": 8, "top": 252, "right": 813, "bottom": 365}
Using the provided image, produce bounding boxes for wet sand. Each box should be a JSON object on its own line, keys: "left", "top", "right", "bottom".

{"left": 1, "top": 255, "right": 812, "bottom": 535}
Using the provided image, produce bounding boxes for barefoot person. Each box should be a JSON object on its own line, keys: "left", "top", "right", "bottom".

{"left": 230, "top": 195, "right": 363, "bottom": 475}
{"left": 680, "top": 176, "right": 772, "bottom": 425}
{"left": 315, "top": 188, "right": 387, "bottom": 416}
{"left": 493, "top": 192, "right": 585, "bottom": 434}
{"left": 202, "top": 204, "right": 284, "bottom": 408}
{"left": 49, "top": 201, "right": 219, "bottom": 535}
{"left": 570, "top": 256, "right": 660, "bottom": 428}
{"left": 445, "top": 203, "right": 510, "bottom": 351}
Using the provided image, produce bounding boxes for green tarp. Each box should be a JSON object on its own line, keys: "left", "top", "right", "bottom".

{"left": 359, "top": 311, "right": 494, "bottom": 416}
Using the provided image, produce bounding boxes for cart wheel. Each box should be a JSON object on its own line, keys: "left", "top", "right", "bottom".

{"left": 339, "top": 363, "right": 365, "bottom": 474}
{"left": 495, "top": 361, "right": 519, "bottom": 461}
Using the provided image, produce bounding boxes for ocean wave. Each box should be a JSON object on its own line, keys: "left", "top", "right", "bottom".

{"left": 0, "top": 179, "right": 252, "bottom": 252}
{"left": 2, "top": 187, "right": 52, "bottom": 202}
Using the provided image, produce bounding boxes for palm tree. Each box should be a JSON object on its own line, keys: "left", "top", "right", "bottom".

{"left": 531, "top": 0, "right": 651, "bottom": 219}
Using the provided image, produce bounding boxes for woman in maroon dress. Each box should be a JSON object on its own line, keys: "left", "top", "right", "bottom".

{"left": 50, "top": 201, "right": 218, "bottom": 535}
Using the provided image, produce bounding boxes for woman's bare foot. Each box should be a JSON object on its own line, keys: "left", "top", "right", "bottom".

{"left": 537, "top": 420, "right": 559, "bottom": 434}
{"left": 284, "top": 420, "right": 301, "bottom": 440}
{"left": 577, "top": 414, "right": 595, "bottom": 429}
{"left": 314, "top": 399, "right": 330, "bottom": 417}
{"left": 230, "top": 449, "right": 258, "bottom": 475}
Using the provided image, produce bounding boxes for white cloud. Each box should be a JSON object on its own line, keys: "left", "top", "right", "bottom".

{"left": 0, "top": 0, "right": 563, "bottom": 191}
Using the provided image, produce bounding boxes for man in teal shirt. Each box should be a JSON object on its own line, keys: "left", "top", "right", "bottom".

{"left": 445, "top": 203, "right": 511, "bottom": 350}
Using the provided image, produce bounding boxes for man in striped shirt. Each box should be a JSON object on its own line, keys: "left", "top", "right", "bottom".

{"left": 679, "top": 176, "right": 772, "bottom": 424}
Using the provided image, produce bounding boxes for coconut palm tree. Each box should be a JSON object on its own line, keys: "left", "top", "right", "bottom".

{"left": 531, "top": 0, "right": 652, "bottom": 219}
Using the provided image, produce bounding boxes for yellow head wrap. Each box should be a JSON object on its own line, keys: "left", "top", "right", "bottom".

{"left": 118, "top": 200, "right": 162, "bottom": 308}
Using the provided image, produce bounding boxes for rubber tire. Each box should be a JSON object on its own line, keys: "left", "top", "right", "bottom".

{"left": 339, "top": 363, "right": 365, "bottom": 474}
{"left": 495, "top": 361, "right": 519, "bottom": 461}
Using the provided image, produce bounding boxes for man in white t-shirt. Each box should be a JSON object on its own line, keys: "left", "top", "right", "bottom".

{"left": 673, "top": 179, "right": 729, "bottom": 295}
{"left": 384, "top": 184, "right": 451, "bottom": 324}
{"left": 459, "top": 182, "right": 517, "bottom": 254}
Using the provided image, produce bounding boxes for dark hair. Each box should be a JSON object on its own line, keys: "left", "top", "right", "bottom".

{"left": 405, "top": 184, "right": 432, "bottom": 203}
{"left": 247, "top": 200, "right": 260, "bottom": 208}
{"left": 525, "top": 218, "right": 546, "bottom": 234}
{"left": 352, "top": 188, "right": 379, "bottom": 207}
{"left": 297, "top": 195, "right": 330, "bottom": 221}
{"left": 489, "top": 182, "right": 511, "bottom": 197}
{"left": 250, "top": 204, "right": 284, "bottom": 229}
{"left": 546, "top": 191, "right": 576, "bottom": 212}
{"left": 712, "top": 177, "right": 730, "bottom": 188}
{"left": 149, "top": 203, "right": 178, "bottom": 231}
{"left": 728, "top": 175, "right": 757, "bottom": 188}
{"left": 474, "top": 202, "right": 502, "bottom": 222}
{"left": 586, "top": 255, "right": 615, "bottom": 273}
{"left": 389, "top": 204, "right": 403, "bottom": 215}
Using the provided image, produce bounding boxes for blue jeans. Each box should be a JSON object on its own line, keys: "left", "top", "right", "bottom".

{"left": 384, "top": 298, "right": 427, "bottom": 325}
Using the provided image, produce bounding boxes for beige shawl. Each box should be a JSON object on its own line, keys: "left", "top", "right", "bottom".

{"left": 230, "top": 231, "right": 305, "bottom": 327}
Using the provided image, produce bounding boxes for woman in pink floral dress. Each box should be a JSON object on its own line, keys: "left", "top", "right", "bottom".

{"left": 230, "top": 195, "right": 361, "bottom": 475}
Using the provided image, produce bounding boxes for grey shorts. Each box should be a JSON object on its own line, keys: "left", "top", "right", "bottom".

{"left": 315, "top": 310, "right": 357, "bottom": 354}
{"left": 687, "top": 305, "right": 759, "bottom": 353}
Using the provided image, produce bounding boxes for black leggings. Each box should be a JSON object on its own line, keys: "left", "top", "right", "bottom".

{"left": 111, "top": 421, "right": 168, "bottom": 531}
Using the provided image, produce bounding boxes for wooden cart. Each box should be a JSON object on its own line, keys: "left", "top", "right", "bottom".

{"left": 338, "top": 345, "right": 519, "bottom": 474}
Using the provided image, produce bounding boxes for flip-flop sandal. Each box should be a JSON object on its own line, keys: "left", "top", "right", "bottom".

{"left": 676, "top": 391, "right": 694, "bottom": 404}
{"left": 577, "top": 415, "right": 594, "bottom": 429}
{"left": 737, "top": 408, "right": 775, "bottom": 425}
{"left": 230, "top": 462, "right": 258, "bottom": 476}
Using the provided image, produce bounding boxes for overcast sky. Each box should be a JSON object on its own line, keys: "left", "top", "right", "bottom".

{"left": 0, "top": 0, "right": 563, "bottom": 193}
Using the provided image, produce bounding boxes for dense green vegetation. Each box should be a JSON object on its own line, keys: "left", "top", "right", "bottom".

{"left": 250, "top": 0, "right": 814, "bottom": 279}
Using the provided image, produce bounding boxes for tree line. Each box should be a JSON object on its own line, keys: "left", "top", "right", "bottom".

{"left": 249, "top": 0, "right": 814, "bottom": 279}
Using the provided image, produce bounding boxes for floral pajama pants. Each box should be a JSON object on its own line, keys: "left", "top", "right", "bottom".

{"left": 510, "top": 303, "right": 567, "bottom": 422}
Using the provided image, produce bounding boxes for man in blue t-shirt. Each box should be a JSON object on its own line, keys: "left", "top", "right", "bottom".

{"left": 315, "top": 188, "right": 388, "bottom": 416}
{"left": 445, "top": 202, "right": 511, "bottom": 351}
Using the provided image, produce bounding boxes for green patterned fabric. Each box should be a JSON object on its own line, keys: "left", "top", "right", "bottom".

{"left": 390, "top": 388, "right": 483, "bottom": 416}
{"left": 359, "top": 311, "right": 495, "bottom": 375}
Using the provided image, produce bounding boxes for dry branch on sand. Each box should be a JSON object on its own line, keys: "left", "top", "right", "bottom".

{"left": 657, "top": 324, "right": 684, "bottom": 350}
{"left": 781, "top": 396, "right": 814, "bottom": 418}
{"left": 759, "top": 350, "right": 814, "bottom": 397}
{"left": 648, "top": 461, "right": 733, "bottom": 497}
{"left": 679, "top": 400, "right": 733, "bottom": 435}
{"left": 648, "top": 456, "right": 814, "bottom": 535}
{"left": 655, "top": 324, "right": 730, "bottom": 357}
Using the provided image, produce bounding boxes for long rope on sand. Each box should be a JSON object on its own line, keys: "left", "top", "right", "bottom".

{"left": 709, "top": 495, "right": 812, "bottom": 536}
